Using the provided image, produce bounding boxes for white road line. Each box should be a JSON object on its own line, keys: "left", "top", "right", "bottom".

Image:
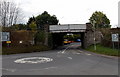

{"left": 2, "top": 68, "right": 16, "bottom": 72}
{"left": 30, "top": 67, "right": 57, "bottom": 71}
{"left": 76, "top": 53, "right": 81, "bottom": 54}
{"left": 79, "top": 51, "right": 83, "bottom": 53}
{"left": 87, "top": 54, "right": 91, "bottom": 55}
{"left": 61, "top": 46, "right": 69, "bottom": 54}
{"left": 58, "top": 46, "right": 70, "bottom": 54}
{"left": 67, "top": 57, "right": 72, "bottom": 59}
{"left": 44, "top": 67, "right": 57, "bottom": 70}
{"left": 85, "top": 53, "right": 92, "bottom": 56}
{"left": 72, "top": 52, "right": 81, "bottom": 55}
{"left": 58, "top": 51, "right": 62, "bottom": 53}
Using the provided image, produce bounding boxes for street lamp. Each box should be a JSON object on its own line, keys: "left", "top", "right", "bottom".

{"left": 91, "top": 20, "right": 96, "bottom": 50}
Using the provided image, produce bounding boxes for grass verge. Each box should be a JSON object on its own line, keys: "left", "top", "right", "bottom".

{"left": 86, "top": 44, "right": 120, "bottom": 57}
{"left": 2, "top": 45, "right": 50, "bottom": 55}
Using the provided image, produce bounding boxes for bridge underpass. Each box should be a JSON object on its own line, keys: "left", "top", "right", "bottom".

{"left": 51, "top": 32, "right": 85, "bottom": 48}
{"left": 49, "top": 24, "right": 87, "bottom": 48}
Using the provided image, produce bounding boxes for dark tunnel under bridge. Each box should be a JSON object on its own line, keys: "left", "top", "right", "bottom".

{"left": 51, "top": 32, "right": 85, "bottom": 48}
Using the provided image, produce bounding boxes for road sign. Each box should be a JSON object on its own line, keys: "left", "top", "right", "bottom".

{"left": 1, "top": 32, "right": 10, "bottom": 41}
{"left": 112, "top": 34, "right": 119, "bottom": 42}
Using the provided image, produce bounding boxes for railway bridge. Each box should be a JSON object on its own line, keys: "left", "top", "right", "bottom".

{"left": 48, "top": 23, "right": 101, "bottom": 48}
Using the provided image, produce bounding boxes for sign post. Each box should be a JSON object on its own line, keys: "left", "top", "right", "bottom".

{"left": 2, "top": 32, "right": 10, "bottom": 41}
{"left": 112, "top": 33, "right": 119, "bottom": 49}
{"left": 1, "top": 32, "right": 11, "bottom": 47}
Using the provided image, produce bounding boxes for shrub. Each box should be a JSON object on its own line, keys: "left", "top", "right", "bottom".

{"left": 34, "top": 30, "right": 45, "bottom": 45}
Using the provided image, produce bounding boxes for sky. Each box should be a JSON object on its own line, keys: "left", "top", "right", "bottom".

{"left": 8, "top": 0, "right": 119, "bottom": 27}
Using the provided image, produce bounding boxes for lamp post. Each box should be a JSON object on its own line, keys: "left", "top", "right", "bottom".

{"left": 92, "top": 20, "right": 96, "bottom": 50}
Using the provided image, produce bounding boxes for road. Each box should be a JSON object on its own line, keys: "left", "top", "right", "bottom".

{"left": 2, "top": 43, "right": 118, "bottom": 75}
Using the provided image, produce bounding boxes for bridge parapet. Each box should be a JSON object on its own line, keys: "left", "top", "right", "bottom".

{"left": 49, "top": 24, "right": 86, "bottom": 33}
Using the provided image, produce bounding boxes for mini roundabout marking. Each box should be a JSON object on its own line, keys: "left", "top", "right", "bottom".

{"left": 14, "top": 57, "right": 53, "bottom": 64}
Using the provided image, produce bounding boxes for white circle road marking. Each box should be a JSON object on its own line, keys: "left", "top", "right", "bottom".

{"left": 14, "top": 57, "right": 53, "bottom": 64}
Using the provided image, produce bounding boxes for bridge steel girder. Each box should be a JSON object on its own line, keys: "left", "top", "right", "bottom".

{"left": 49, "top": 24, "right": 86, "bottom": 33}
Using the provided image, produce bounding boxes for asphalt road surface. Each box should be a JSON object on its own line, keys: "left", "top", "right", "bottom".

{"left": 2, "top": 43, "right": 118, "bottom": 75}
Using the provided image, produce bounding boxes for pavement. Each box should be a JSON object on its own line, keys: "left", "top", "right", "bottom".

{"left": 2, "top": 43, "right": 119, "bottom": 75}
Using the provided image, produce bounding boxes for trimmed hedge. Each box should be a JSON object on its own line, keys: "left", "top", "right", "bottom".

{"left": 2, "top": 45, "right": 50, "bottom": 55}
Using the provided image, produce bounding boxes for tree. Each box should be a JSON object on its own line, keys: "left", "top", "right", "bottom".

{"left": 17, "top": 24, "right": 27, "bottom": 30}
{"left": 27, "top": 16, "right": 36, "bottom": 30}
{"left": 8, "top": 24, "right": 27, "bottom": 30}
{"left": 89, "top": 11, "right": 111, "bottom": 28}
{"left": 36, "top": 11, "right": 59, "bottom": 30}
{"left": 0, "top": 1, "right": 24, "bottom": 27}
{"left": 29, "top": 21, "right": 37, "bottom": 31}
{"left": 27, "top": 16, "right": 36, "bottom": 25}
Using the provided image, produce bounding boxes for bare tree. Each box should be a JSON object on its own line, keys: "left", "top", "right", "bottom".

{"left": 0, "top": 1, "right": 23, "bottom": 27}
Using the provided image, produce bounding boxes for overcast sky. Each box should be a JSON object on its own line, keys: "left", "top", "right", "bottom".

{"left": 9, "top": 0, "right": 119, "bottom": 27}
